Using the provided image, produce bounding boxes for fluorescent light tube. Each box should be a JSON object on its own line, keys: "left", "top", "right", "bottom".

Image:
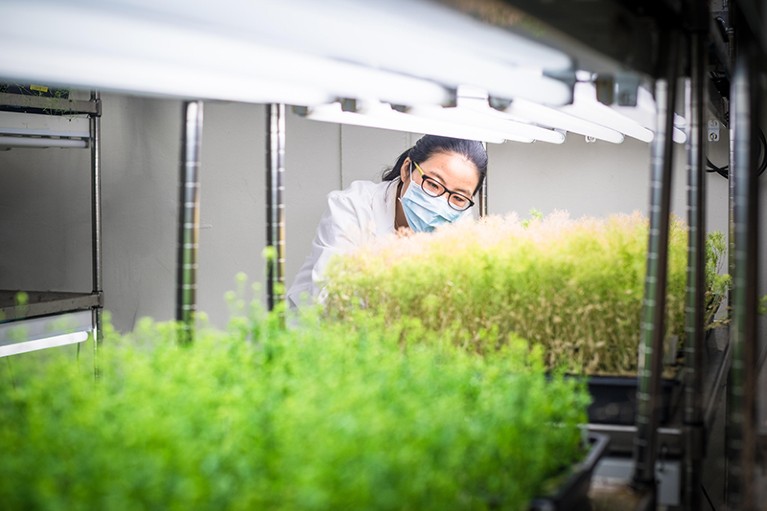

{"left": 405, "top": 105, "right": 533, "bottom": 143}
{"left": 106, "top": 0, "right": 572, "bottom": 72}
{"left": 0, "top": 1, "right": 451, "bottom": 107}
{"left": 610, "top": 87, "right": 687, "bottom": 144}
{"left": 407, "top": 105, "right": 563, "bottom": 144}
{"left": 0, "top": 331, "right": 88, "bottom": 357}
{"left": 558, "top": 82, "right": 655, "bottom": 143}
{"left": 301, "top": 102, "right": 509, "bottom": 143}
{"left": 0, "top": 136, "right": 88, "bottom": 148}
{"left": 504, "top": 98, "right": 625, "bottom": 144}
{"left": 238, "top": 0, "right": 574, "bottom": 105}
{"left": 0, "top": 43, "right": 333, "bottom": 107}
{"left": 671, "top": 127, "right": 687, "bottom": 144}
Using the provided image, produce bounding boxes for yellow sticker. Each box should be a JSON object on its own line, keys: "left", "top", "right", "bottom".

{"left": 30, "top": 85, "right": 49, "bottom": 93}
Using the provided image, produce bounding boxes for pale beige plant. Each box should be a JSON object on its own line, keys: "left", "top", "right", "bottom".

{"left": 325, "top": 211, "right": 707, "bottom": 376}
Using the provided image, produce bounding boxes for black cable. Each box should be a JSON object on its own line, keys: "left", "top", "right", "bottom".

{"left": 701, "top": 483, "right": 717, "bottom": 510}
{"left": 706, "top": 128, "right": 767, "bottom": 179}
{"left": 757, "top": 129, "right": 767, "bottom": 175}
{"left": 706, "top": 157, "right": 729, "bottom": 179}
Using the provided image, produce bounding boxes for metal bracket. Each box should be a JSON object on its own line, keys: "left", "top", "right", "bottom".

{"left": 591, "top": 72, "right": 641, "bottom": 106}
{"left": 615, "top": 73, "right": 641, "bottom": 106}
{"left": 708, "top": 119, "right": 721, "bottom": 141}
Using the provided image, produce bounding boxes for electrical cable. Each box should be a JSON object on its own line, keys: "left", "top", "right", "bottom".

{"left": 706, "top": 128, "right": 767, "bottom": 179}
{"left": 701, "top": 483, "right": 717, "bottom": 510}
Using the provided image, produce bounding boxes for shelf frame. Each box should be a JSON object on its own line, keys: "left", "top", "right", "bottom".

{"left": 0, "top": 91, "right": 100, "bottom": 115}
{"left": 0, "top": 90, "right": 103, "bottom": 357}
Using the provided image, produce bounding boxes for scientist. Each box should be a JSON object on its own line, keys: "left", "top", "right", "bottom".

{"left": 287, "top": 135, "right": 488, "bottom": 308}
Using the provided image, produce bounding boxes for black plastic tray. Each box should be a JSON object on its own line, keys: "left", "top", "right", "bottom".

{"left": 529, "top": 432, "right": 610, "bottom": 511}
{"left": 586, "top": 375, "right": 681, "bottom": 425}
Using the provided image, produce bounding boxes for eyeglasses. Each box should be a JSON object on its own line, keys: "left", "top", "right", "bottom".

{"left": 412, "top": 161, "right": 475, "bottom": 211}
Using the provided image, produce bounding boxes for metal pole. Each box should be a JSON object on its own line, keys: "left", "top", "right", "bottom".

{"left": 266, "top": 104, "right": 286, "bottom": 313}
{"left": 683, "top": 11, "right": 707, "bottom": 506}
{"left": 725, "top": 35, "right": 759, "bottom": 511}
{"left": 478, "top": 141, "right": 488, "bottom": 217}
{"left": 632, "top": 30, "right": 680, "bottom": 499}
{"left": 176, "top": 101, "right": 204, "bottom": 344}
{"left": 90, "top": 91, "right": 103, "bottom": 344}
{"left": 479, "top": 168, "right": 487, "bottom": 217}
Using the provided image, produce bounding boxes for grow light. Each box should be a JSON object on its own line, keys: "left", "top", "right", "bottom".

{"left": 407, "top": 87, "right": 565, "bottom": 144}
{"left": 28, "top": 0, "right": 573, "bottom": 105}
{"left": 232, "top": 0, "right": 575, "bottom": 104}
{"left": 504, "top": 81, "right": 688, "bottom": 145}
{"left": 0, "top": 331, "right": 89, "bottom": 357}
{"left": 303, "top": 87, "right": 570, "bottom": 144}
{"left": 0, "top": 1, "right": 452, "bottom": 107}
{"left": 0, "top": 309, "right": 93, "bottom": 357}
{"left": 300, "top": 102, "right": 508, "bottom": 144}
{"left": 504, "top": 98, "right": 626, "bottom": 144}
{"left": 0, "top": 136, "right": 88, "bottom": 148}
{"left": 610, "top": 87, "right": 688, "bottom": 144}
{"left": 559, "top": 82, "right": 655, "bottom": 143}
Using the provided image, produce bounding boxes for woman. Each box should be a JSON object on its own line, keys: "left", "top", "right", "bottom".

{"left": 287, "top": 135, "right": 488, "bottom": 307}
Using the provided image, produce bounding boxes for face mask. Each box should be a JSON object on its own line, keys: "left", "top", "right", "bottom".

{"left": 399, "top": 173, "right": 468, "bottom": 233}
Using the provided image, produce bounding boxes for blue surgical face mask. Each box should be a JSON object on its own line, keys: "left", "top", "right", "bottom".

{"left": 399, "top": 170, "right": 468, "bottom": 233}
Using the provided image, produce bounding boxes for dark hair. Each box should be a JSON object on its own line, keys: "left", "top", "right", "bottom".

{"left": 382, "top": 135, "right": 488, "bottom": 195}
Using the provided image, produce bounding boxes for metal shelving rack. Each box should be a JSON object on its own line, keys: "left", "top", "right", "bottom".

{"left": 500, "top": 1, "right": 763, "bottom": 509}
{"left": 0, "top": 91, "right": 103, "bottom": 357}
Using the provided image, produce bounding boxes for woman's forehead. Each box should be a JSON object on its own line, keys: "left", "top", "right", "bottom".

{"left": 422, "top": 152, "right": 479, "bottom": 191}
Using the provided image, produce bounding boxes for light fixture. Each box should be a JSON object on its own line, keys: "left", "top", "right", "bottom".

{"left": 0, "top": 331, "right": 89, "bottom": 357}
{"left": 0, "top": 310, "right": 93, "bottom": 358}
{"left": 408, "top": 89, "right": 565, "bottom": 144}
{"left": 610, "top": 87, "right": 688, "bottom": 144}
{"left": 0, "top": 136, "right": 88, "bottom": 148}
{"left": 230, "top": 0, "right": 575, "bottom": 105}
{"left": 299, "top": 102, "right": 508, "bottom": 144}
{"left": 99, "top": 0, "right": 576, "bottom": 103}
{"left": 252, "top": 0, "right": 572, "bottom": 105}
{"left": 0, "top": 1, "right": 452, "bottom": 107}
{"left": 504, "top": 98, "right": 625, "bottom": 144}
{"left": 558, "top": 82, "right": 655, "bottom": 143}
{"left": 127, "top": 0, "right": 572, "bottom": 71}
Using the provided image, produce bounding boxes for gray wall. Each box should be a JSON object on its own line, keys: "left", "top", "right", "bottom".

{"left": 0, "top": 93, "right": 763, "bottom": 335}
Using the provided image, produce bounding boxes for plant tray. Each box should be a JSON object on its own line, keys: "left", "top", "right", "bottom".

{"left": 0, "top": 84, "right": 71, "bottom": 115}
{"left": 529, "top": 432, "right": 610, "bottom": 511}
{"left": 586, "top": 375, "right": 682, "bottom": 425}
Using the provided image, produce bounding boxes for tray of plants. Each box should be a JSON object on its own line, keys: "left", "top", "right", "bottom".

{"left": 529, "top": 432, "right": 610, "bottom": 511}
{"left": 323, "top": 212, "right": 731, "bottom": 431}
{"left": 0, "top": 307, "right": 594, "bottom": 511}
{"left": 0, "top": 83, "right": 71, "bottom": 114}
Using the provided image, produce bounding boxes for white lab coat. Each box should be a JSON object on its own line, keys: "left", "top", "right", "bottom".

{"left": 287, "top": 179, "right": 400, "bottom": 308}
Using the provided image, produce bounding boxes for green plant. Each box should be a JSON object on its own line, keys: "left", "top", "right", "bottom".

{"left": 0, "top": 302, "right": 589, "bottom": 510}
{"left": 324, "top": 211, "right": 727, "bottom": 376}
{"left": 704, "top": 231, "right": 731, "bottom": 328}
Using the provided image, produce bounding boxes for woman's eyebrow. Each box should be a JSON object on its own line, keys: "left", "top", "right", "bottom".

{"left": 455, "top": 185, "right": 473, "bottom": 196}
{"left": 428, "top": 169, "right": 472, "bottom": 196}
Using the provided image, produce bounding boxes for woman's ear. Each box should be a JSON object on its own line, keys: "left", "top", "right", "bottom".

{"left": 400, "top": 157, "right": 411, "bottom": 183}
